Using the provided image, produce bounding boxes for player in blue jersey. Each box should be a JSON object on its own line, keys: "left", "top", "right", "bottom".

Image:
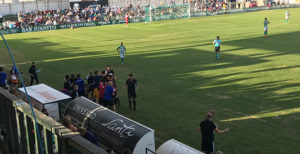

{"left": 264, "top": 17, "right": 270, "bottom": 38}
{"left": 117, "top": 42, "right": 126, "bottom": 65}
{"left": 213, "top": 36, "right": 222, "bottom": 60}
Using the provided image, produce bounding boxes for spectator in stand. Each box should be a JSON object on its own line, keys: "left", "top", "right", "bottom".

{"left": 28, "top": 62, "right": 39, "bottom": 85}
{"left": 198, "top": 112, "right": 229, "bottom": 154}
{"left": 76, "top": 74, "right": 85, "bottom": 96}
{"left": 71, "top": 84, "right": 79, "bottom": 99}
{"left": 0, "top": 67, "right": 7, "bottom": 88}
{"left": 78, "top": 127, "right": 100, "bottom": 147}
{"left": 125, "top": 74, "right": 138, "bottom": 111}
{"left": 103, "top": 81, "right": 116, "bottom": 112}
{"left": 63, "top": 115, "right": 77, "bottom": 132}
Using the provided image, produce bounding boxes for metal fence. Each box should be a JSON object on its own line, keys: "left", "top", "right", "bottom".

{"left": 0, "top": 88, "right": 107, "bottom": 154}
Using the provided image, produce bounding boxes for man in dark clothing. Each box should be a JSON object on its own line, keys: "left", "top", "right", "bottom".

{"left": 29, "top": 62, "right": 39, "bottom": 85}
{"left": 105, "top": 65, "right": 115, "bottom": 78}
{"left": 198, "top": 112, "right": 229, "bottom": 154}
{"left": 0, "top": 67, "right": 7, "bottom": 88}
{"left": 78, "top": 127, "right": 100, "bottom": 147}
{"left": 125, "top": 73, "right": 138, "bottom": 110}
{"left": 86, "top": 72, "right": 94, "bottom": 98}
{"left": 70, "top": 84, "right": 79, "bottom": 99}
{"left": 76, "top": 74, "right": 85, "bottom": 97}
{"left": 93, "top": 71, "right": 102, "bottom": 103}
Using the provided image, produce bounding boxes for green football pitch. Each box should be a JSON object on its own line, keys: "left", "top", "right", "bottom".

{"left": 1, "top": 8, "right": 300, "bottom": 154}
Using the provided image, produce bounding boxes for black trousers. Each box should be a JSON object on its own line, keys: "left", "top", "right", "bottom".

{"left": 30, "top": 75, "right": 39, "bottom": 85}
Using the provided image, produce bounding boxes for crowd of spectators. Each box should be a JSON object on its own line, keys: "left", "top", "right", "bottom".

{"left": 62, "top": 65, "right": 120, "bottom": 112}
{"left": 16, "top": 5, "right": 144, "bottom": 27}
{"left": 0, "top": 4, "right": 145, "bottom": 29}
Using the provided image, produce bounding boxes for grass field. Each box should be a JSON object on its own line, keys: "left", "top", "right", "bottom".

{"left": 1, "top": 8, "right": 300, "bottom": 154}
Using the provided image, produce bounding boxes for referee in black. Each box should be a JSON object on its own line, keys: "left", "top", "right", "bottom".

{"left": 198, "top": 112, "right": 229, "bottom": 154}
{"left": 125, "top": 73, "right": 138, "bottom": 111}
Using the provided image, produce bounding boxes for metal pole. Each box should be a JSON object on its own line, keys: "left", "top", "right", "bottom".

{"left": 188, "top": 0, "right": 191, "bottom": 18}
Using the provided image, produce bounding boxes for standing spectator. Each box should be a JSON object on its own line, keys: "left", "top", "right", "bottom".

{"left": 71, "top": 84, "right": 79, "bottom": 99}
{"left": 76, "top": 74, "right": 85, "bottom": 97}
{"left": 64, "top": 75, "right": 72, "bottom": 90}
{"left": 99, "top": 80, "right": 106, "bottom": 105}
{"left": 0, "top": 67, "right": 7, "bottom": 88}
{"left": 103, "top": 81, "right": 116, "bottom": 112}
{"left": 29, "top": 62, "right": 39, "bottom": 85}
{"left": 125, "top": 73, "right": 138, "bottom": 111}
{"left": 198, "top": 112, "right": 229, "bottom": 154}
{"left": 213, "top": 36, "right": 221, "bottom": 60}
{"left": 69, "top": 74, "right": 76, "bottom": 88}
{"left": 87, "top": 72, "right": 95, "bottom": 99}
{"left": 105, "top": 66, "right": 115, "bottom": 78}
{"left": 117, "top": 42, "right": 127, "bottom": 65}
{"left": 93, "top": 71, "right": 102, "bottom": 103}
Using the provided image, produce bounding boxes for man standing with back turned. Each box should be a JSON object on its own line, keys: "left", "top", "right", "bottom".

{"left": 198, "top": 112, "right": 229, "bottom": 154}
{"left": 29, "top": 62, "right": 39, "bottom": 85}
{"left": 213, "top": 36, "right": 222, "bottom": 60}
{"left": 117, "top": 42, "right": 126, "bottom": 65}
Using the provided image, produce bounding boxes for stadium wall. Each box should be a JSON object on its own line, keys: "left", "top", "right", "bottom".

{"left": 0, "top": 0, "right": 70, "bottom": 16}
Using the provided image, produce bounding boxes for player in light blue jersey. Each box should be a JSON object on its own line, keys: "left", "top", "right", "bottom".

{"left": 117, "top": 42, "right": 126, "bottom": 65}
{"left": 213, "top": 36, "right": 222, "bottom": 60}
{"left": 264, "top": 17, "right": 270, "bottom": 38}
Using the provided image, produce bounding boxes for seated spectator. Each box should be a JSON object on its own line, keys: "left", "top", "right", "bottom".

{"left": 9, "top": 70, "right": 18, "bottom": 96}
{"left": 78, "top": 127, "right": 100, "bottom": 147}
{"left": 63, "top": 115, "right": 77, "bottom": 132}
{"left": 0, "top": 67, "right": 7, "bottom": 89}
{"left": 42, "top": 108, "right": 49, "bottom": 116}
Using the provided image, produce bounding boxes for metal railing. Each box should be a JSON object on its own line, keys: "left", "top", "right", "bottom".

{"left": 0, "top": 88, "right": 108, "bottom": 154}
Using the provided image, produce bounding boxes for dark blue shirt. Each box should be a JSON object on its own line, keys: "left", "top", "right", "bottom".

{"left": 103, "top": 86, "right": 113, "bottom": 101}
{"left": 93, "top": 75, "right": 102, "bottom": 88}
{"left": 76, "top": 78, "right": 85, "bottom": 91}
{"left": 0, "top": 72, "right": 7, "bottom": 86}
{"left": 84, "top": 131, "right": 100, "bottom": 147}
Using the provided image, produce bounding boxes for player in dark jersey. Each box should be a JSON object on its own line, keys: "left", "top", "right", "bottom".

{"left": 125, "top": 73, "right": 139, "bottom": 111}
